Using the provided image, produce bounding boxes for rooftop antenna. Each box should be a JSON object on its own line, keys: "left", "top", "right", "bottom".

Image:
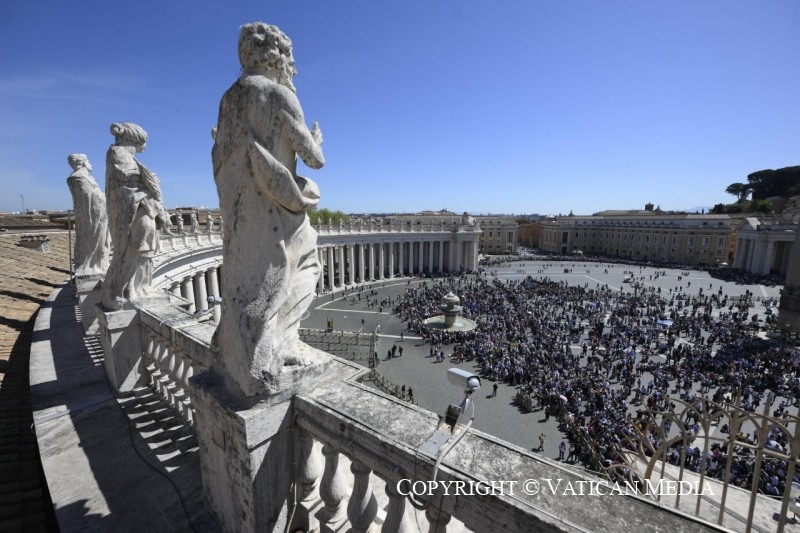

{"left": 20, "top": 194, "right": 26, "bottom": 213}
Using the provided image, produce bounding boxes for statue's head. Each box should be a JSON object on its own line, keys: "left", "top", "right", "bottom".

{"left": 238, "top": 22, "right": 297, "bottom": 92}
{"left": 68, "top": 153, "right": 91, "bottom": 172}
{"left": 110, "top": 122, "right": 148, "bottom": 152}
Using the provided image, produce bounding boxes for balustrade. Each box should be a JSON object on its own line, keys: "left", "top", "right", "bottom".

{"left": 287, "top": 369, "right": 720, "bottom": 533}
{"left": 137, "top": 303, "right": 216, "bottom": 426}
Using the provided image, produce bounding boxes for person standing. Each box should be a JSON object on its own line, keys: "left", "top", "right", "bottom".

{"left": 559, "top": 441, "right": 566, "bottom": 460}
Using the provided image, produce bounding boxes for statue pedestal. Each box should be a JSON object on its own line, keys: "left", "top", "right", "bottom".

{"left": 190, "top": 373, "right": 294, "bottom": 533}
{"left": 75, "top": 275, "right": 103, "bottom": 334}
{"left": 97, "top": 306, "right": 142, "bottom": 393}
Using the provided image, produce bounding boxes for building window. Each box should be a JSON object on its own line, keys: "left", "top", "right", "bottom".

{"left": 717, "top": 237, "right": 724, "bottom": 247}
{"left": 688, "top": 237, "right": 695, "bottom": 247}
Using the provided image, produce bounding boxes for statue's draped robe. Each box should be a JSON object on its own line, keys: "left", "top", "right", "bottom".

{"left": 103, "top": 146, "right": 164, "bottom": 306}
{"left": 212, "top": 74, "right": 323, "bottom": 397}
{"left": 67, "top": 170, "right": 110, "bottom": 276}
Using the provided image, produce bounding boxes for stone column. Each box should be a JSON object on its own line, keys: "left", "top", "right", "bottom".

{"left": 419, "top": 241, "right": 425, "bottom": 274}
{"left": 194, "top": 270, "right": 209, "bottom": 313}
{"left": 398, "top": 241, "right": 404, "bottom": 277}
{"left": 181, "top": 276, "right": 196, "bottom": 314}
{"left": 327, "top": 246, "right": 335, "bottom": 290}
{"left": 169, "top": 281, "right": 181, "bottom": 297}
{"left": 318, "top": 247, "right": 325, "bottom": 293}
{"left": 207, "top": 266, "right": 221, "bottom": 323}
{"left": 428, "top": 241, "right": 435, "bottom": 273}
{"left": 458, "top": 240, "right": 464, "bottom": 270}
{"left": 358, "top": 244, "right": 365, "bottom": 283}
{"left": 378, "top": 243, "right": 385, "bottom": 280}
{"left": 347, "top": 245, "right": 355, "bottom": 285}
{"left": 388, "top": 242, "right": 395, "bottom": 279}
{"left": 763, "top": 240, "right": 775, "bottom": 275}
{"left": 369, "top": 243, "right": 376, "bottom": 281}
{"left": 338, "top": 245, "right": 346, "bottom": 286}
{"left": 438, "top": 240, "right": 445, "bottom": 273}
{"left": 407, "top": 240, "right": 414, "bottom": 276}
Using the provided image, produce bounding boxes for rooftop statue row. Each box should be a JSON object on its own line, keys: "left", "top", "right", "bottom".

{"left": 71, "top": 22, "right": 333, "bottom": 402}
{"left": 67, "top": 121, "right": 171, "bottom": 310}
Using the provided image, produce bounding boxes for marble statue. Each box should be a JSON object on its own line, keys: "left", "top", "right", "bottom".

{"left": 212, "top": 22, "right": 326, "bottom": 400}
{"left": 205, "top": 210, "right": 214, "bottom": 233}
{"left": 102, "top": 122, "right": 170, "bottom": 310}
{"left": 190, "top": 212, "right": 200, "bottom": 233}
{"left": 175, "top": 210, "right": 185, "bottom": 233}
{"left": 67, "top": 154, "right": 111, "bottom": 276}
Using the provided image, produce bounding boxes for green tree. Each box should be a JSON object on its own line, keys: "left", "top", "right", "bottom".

{"left": 308, "top": 207, "right": 349, "bottom": 225}
{"left": 724, "top": 182, "right": 750, "bottom": 203}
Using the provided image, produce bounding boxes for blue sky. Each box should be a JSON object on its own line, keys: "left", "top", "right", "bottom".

{"left": 1, "top": 1, "right": 798, "bottom": 216}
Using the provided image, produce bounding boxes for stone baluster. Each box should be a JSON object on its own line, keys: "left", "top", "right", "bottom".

{"left": 295, "top": 430, "right": 324, "bottom": 532}
{"left": 178, "top": 356, "right": 195, "bottom": 424}
{"left": 318, "top": 444, "right": 349, "bottom": 531}
{"left": 144, "top": 333, "right": 158, "bottom": 387}
{"left": 153, "top": 341, "right": 170, "bottom": 398}
{"left": 425, "top": 504, "right": 451, "bottom": 533}
{"left": 383, "top": 481, "right": 413, "bottom": 533}
{"left": 169, "top": 351, "right": 185, "bottom": 412}
{"left": 347, "top": 460, "right": 377, "bottom": 533}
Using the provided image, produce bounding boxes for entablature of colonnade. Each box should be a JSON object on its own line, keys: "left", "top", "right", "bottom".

{"left": 152, "top": 232, "right": 222, "bottom": 290}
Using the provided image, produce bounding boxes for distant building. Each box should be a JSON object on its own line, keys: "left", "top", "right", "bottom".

{"left": 475, "top": 216, "right": 518, "bottom": 254}
{"left": 539, "top": 205, "right": 733, "bottom": 265}
{"left": 733, "top": 214, "right": 797, "bottom": 277}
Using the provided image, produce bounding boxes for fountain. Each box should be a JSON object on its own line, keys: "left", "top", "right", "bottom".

{"left": 423, "top": 291, "right": 476, "bottom": 332}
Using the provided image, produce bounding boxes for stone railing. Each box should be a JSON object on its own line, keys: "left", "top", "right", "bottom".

{"left": 158, "top": 227, "right": 223, "bottom": 255}
{"left": 290, "top": 367, "right": 723, "bottom": 533}
{"left": 316, "top": 220, "right": 466, "bottom": 236}
{"left": 138, "top": 299, "right": 217, "bottom": 425}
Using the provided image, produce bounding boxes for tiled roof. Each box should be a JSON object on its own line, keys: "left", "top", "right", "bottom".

{"left": 0, "top": 232, "right": 69, "bottom": 531}
{"left": 0, "top": 216, "right": 62, "bottom": 229}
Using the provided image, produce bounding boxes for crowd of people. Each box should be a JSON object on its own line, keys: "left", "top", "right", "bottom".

{"left": 391, "top": 260, "right": 800, "bottom": 499}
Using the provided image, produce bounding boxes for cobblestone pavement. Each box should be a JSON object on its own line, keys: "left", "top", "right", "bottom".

{"left": 302, "top": 259, "right": 785, "bottom": 462}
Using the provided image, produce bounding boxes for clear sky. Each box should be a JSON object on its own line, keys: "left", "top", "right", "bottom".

{"left": 1, "top": 1, "right": 798, "bottom": 216}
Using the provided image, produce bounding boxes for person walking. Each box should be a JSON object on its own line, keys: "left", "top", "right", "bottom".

{"left": 538, "top": 432, "right": 546, "bottom": 452}
{"left": 492, "top": 383, "right": 498, "bottom": 397}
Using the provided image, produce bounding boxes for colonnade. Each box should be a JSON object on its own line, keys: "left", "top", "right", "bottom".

{"left": 316, "top": 238, "right": 477, "bottom": 293}
{"left": 166, "top": 264, "right": 223, "bottom": 323}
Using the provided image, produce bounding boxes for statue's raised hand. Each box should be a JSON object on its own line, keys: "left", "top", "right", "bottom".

{"left": 310, "top": 121, "right": 323, "bottom": 145}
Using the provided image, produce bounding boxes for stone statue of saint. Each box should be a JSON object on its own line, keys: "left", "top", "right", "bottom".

{"left": 190, "top": 212, "right": 200, "bottom": 233}
{"left": 102, "top": 122, "right": 170, "bottom": 310}
{"left": 66, "top": 154, "right": 111, "bottom": 276}
{"left": 175, "top": 210, "right": 185, "bottom": 233}
{"left": 205, "top": 211, "right": 214, "bottom": 233}
{"left": 212, "top": 22, "right": 326, "bottom": 400}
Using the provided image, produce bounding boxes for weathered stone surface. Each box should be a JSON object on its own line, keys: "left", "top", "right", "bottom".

{"left": 211, "top": 22, "right": 328, "bottom": 401}
{"left": 96, "top": 307, "right": 142, "bottom": 393}
{"left": 102, "top": 122, "right": 171, "bottom": 310}
{"left": 75, "top": 275, "right": 102, "bottom": 333}
{"left": 66, "top": 154, "right": 110, "bottom": 276}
